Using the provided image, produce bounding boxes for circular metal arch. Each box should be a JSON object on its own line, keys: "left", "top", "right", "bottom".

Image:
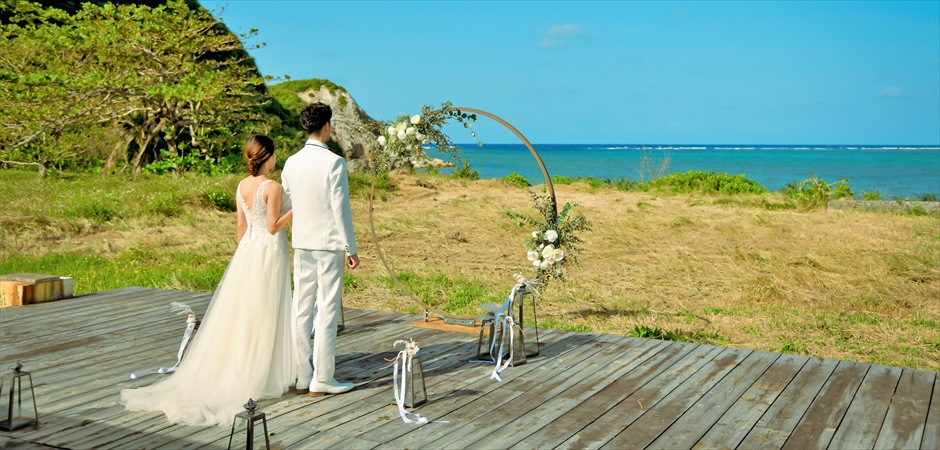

{"left": 368, "top": 106, "right": 556, "bottom": 324}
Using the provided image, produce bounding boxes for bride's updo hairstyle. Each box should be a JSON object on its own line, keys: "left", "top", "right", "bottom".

{"left": 243, "top": 135, "right": 275, "bottom": 176}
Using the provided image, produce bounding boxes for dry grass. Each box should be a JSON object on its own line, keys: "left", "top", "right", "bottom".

{"left": 3, "top": 170, "right": 938, "bottom": 370}
{"left": 351, "top": 173, "right": 940, "bottom": 370}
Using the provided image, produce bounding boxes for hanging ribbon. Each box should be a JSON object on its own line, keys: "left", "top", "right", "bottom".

{"left": 512, "top": 273, "right": 543, "bottom": 298}
{"left": 489, "top": 314, "right": 516, "bottom": 382}
{"left": 386, "top": 339, "right": 439, "bottom": 424}
{"left": 130, "top": 302, "right": 200, "bottom": 379}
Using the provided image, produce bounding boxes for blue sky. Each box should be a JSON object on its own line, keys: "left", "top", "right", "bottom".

{"left": 200, "top": 1, "right": 940, "bottom": 145}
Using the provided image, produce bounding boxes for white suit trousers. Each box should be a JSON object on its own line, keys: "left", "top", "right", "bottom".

{"left": 292, "top": 248, "right": 345, "bottom": 389}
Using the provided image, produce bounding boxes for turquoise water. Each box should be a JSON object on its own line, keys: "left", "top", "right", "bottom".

{"left": 429, "top": 144, "right": 940, "bottom": 199}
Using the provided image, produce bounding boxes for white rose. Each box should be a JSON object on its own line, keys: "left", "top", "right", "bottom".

{"left": 539, "top": 260, "right": 551, "bottom": 270}
{"left": 406, "top": 127, "right": 415, "bottom": 135}
{"left": 387, "top": 126, "right": 396, "bottom": 135}
{"left": 396, "top": 122, "right": 407, "bottom": 132}
{"left": 541, "top": 244, "right": 555, "bottom": 259}
{"left": 532, "top": 259, "right": 541, "bottom": 267}
{"left": 397, "top": 130, "right": 406, "bottom": 140}
{"left": 532, "top": 231, "right": 540, "bottom": 239}
{"left": 415, "top": 132, "right": 426, "bottom": 141}
{"left": 545, "top": 230, "right": 558, "bottom": 243}
{"left": 527, "top": 250, "right": 539, "bottom": 261}
{"left": 553, "top": 248, "right": 565, "bottom": 262}
{"left": 410, "top": 114, "right": 421, "bottom": 124}
{"left": 377, "top": 135, "right": 387, "bottom": 146}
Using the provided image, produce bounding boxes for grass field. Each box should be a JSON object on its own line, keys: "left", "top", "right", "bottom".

{"left": 1, "top": 169, "right": 937, "bottom": 370}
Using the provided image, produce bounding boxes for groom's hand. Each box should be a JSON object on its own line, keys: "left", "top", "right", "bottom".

{"left": 347, "top": 254, "right": 360, "bottom": 270}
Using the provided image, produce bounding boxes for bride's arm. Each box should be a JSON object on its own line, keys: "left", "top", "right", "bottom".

{"left": 265, "top": 182, "right": 292, "bottom": 234}
{"left": 236, "top": 197, "right": 248, "bottom": 242}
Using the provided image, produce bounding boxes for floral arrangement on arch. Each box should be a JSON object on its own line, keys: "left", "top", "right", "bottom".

{"left": 507, "top": 192, "right": 591, "bottom": 288}
{"left": 368, "top": 101, "right": 478, "bottom": 174}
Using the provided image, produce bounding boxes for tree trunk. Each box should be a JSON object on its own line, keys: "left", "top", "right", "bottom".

{"left": 131, "top": 119, "right": 164, "bottom": 175}
{"left": 102, "top": 131, "right": 134, "bottom": 176}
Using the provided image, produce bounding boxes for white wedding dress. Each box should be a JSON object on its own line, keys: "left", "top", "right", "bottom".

{"left": 121, "top": 179, "right": 296, "bottom": 427}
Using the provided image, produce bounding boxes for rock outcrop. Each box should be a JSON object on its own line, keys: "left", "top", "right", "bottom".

{"left": 296, "top": 86, "right": 378, "bottom": 164}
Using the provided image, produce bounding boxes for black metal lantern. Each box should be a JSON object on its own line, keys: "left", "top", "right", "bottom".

{"left": 0, "top": 361, "right": 39, "bottom": 431}
{"left": 515, "top": 286, "right": 540, "bottom": 357}
{"left": 403, "top": 355, "right": 427, "bottom": 408}
{"left": 476, "top": 318, "right": 527, "bottom": 367}
{"left": 227, "top": 399, "right": 269, "bottom": 450}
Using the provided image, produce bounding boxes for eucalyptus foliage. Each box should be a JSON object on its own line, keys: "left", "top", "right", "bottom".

{"left": 367, "top": 102, "right": 477, "bottom": 174}
{"left": 0, "top": 0, "right": 271, "bottom": 175}
{"left": 506, "top": 191, "right": 591, "bottom": 288}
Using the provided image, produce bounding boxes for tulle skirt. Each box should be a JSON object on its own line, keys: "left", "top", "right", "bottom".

{"left": 121, "top": 229, "right": 296, "bottom": 427}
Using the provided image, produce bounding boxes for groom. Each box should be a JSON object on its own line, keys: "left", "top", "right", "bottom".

{"left": 282, "top": 102, "right": 360, "bottom": 395}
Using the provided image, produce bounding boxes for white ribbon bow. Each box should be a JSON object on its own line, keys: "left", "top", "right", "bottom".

{"left": 389, "top": 339, "right": 431, "bottom": 424}
{"left": 130, "top": 302, "right": 199, "bottom": 379}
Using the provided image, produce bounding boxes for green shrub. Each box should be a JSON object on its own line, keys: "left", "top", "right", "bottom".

{"left": 630, "top": 325, "right": 679, "bottom": 340}
{"left": 552, "top": 175, "right": 574, "bottom": 185}
{"left": 501, "top": 171, "right": 530, "bottom": 188}
{"left": 862, "top": 191, "right": 881, "bottom": 201}
{"left": 643, "top": 171, "right": 766, "bottom": 195}
{"left": 609, "top": 177, "right": 639, "bottom": 191}
{"left": 150, "top": 194, "right": 184, "bottom": 217}
{"left": 72, "top": 201, "right": 115, "bottom": 221}
{"left": 782, "top": 176, "right": 854, "bottom": 209}
{"left": 450, "top": 156, "right": 480, "bottom": 180}
{"left": 203, "top": 188, "right": 236, "bottom": 212}
{"left": 349, "top": 171, "right": 394, "bottom": 200}
{"left": 918, "top": 193, "right": 938, "bottom": 202}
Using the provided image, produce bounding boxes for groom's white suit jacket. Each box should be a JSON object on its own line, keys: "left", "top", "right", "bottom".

{"left": 281, "top": 140, "right": 358, "bottom": 255}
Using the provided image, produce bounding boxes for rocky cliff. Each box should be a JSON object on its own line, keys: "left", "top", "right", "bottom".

{"left": 300, "top": 87, "right": 377, "bottom": 162}
{"left": 267, "top": 79, "right": 378, "bottom": 171}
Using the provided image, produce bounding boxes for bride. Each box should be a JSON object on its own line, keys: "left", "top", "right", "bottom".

{"left": 122, "top": 135, "right": 297, "bottom": 427}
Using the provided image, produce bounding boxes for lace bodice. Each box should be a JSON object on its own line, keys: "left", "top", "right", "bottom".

{"left": 236, "top": 180, "right": 290, "bottom": 236}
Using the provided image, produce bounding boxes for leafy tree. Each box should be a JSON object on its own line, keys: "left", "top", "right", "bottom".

{"left": 0, "top": 0, "right": 272, "bottom": 175}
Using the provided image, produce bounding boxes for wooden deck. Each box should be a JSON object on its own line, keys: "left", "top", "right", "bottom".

{"left": 0, "top": 287, "right": 937, "bottom": 449}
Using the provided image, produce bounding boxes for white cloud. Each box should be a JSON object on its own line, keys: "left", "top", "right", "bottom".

{"left": 538, "top": 24, "right": 586, "bottom": 49}
{"left": 879, "top": 86, "right": 904, "bottom": 97}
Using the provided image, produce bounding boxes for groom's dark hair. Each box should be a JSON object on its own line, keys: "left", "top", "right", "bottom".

{"left": 301, "top": 102, "right": 332, "bottom": 135}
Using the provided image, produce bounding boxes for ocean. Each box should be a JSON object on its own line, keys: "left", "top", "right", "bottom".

{"left": 428, "top": 144, "right": 940, "bottom": 199}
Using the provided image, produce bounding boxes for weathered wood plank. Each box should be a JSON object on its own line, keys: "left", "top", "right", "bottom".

{"left": 120, "top": 314, "right": 512, "bottom": 450}
{"left": 1, "top": 288, "right": 937, "bottom": 450}
{"left": 556, "top": 343, "right": 725, "bottom": 449}
{"left": 1, "top": 289, "right": 199, "bottom": 358}
{"left": 600, "top": 347, "right": 753, "bottom": 449}
{"left": 84, "top": 321, "right": 457, "bottom": 449}
{"left": 780, "top": 359, "right": 870, "bottom": 450}
{"left": 116, "top": 324, "right": 474, "bottom": 448}
{"left": 737, "top": 356, "right": 839, "bottom": 448}
{"left": 182, "top": 328, "right": 572, "bottom": 450}
{"left": 920, "top": 375, "right": 940, "bottom": 450}
{"left": 510, "top": 340, "right": 698, "bottom": 449}
{"left": 424, "top": 335, "right": 642, "bottom": 449}
{"left": 647, "top": 349, "right": 781, "bottom": 449}
{"left": 369, "top": 333, "right": 606, "bottom": 450}
{"left": 692, "top": 352, "right": 808, "bottom": 449}
{"left": 828, "top": 364, "right": 902, "bottom": 448}
{"left": 873, "top": 369, "right": 936, "bottom": 449}
{"left": 303, "top": 333, "right": 615, "bottom": 450}
{"left": 0, "top": 287, "right": 145, "bottom": 322}
{"left": 458, "top": 338, "right": 672, "bottom": 449}
{"left": 305, "top": 327, "right": 570, "bottom": 449}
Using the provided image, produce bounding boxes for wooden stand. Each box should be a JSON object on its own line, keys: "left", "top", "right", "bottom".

{"left": 0, "top": 274, "right": 73, "bottom": 308}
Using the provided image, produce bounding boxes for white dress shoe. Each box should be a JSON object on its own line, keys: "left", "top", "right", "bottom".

{"left": 309, "top": 379, "right": 355, "bottom": 395}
